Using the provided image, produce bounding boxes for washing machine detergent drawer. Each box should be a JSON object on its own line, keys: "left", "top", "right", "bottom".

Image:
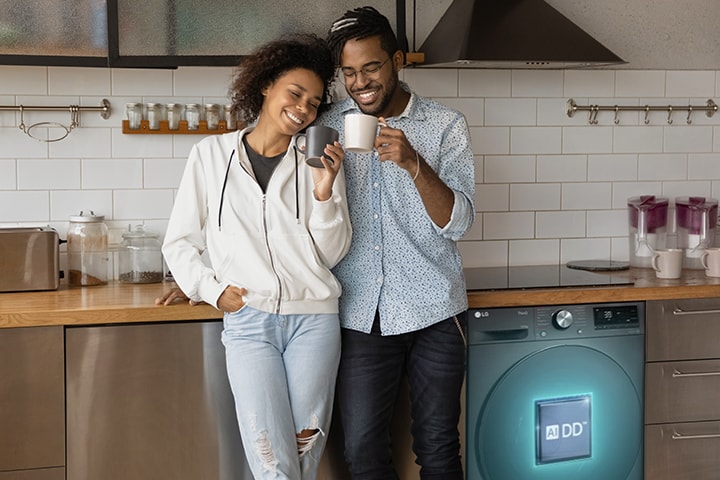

{"left": 466, "top": 302, "right": 645, "bottom": 480}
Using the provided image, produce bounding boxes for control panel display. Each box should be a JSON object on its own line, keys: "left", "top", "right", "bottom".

{"left": 593, "top": 305, "right": 639, "bottom": 329}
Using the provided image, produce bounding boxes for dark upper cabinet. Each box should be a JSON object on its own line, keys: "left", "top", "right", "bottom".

{"left": 0, "top": 0, "right": 108, "bottom": 66}
{"left": 0, "top": 0, "right": 401, "bottom": 68}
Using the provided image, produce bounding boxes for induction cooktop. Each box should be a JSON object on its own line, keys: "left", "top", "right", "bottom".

{"left": 464, "top": 265, "right": 634, "bottom": 291}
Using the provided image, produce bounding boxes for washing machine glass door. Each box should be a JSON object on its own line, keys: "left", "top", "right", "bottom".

{"left": 474, "top": 344, "right": 642, "bottom": 480}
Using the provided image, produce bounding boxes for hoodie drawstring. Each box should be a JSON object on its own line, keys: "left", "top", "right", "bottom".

{"left": 218, "top": 149, "right": 235, "bottom": 230}
{"left": 293, "top": 146, "right": 299, "bottom": 223}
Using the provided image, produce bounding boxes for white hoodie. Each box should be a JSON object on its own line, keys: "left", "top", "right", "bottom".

{"left": 162, "top": 127, "right": 352, "bottom": 314}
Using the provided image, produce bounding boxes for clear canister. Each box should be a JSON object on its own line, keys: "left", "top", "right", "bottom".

{"left": 67, "top": 211, "right": 109, "bottom": 286}
{"left": 224, "top": 104, "right": 237, "bottom": 130}
{"left": 146, "top": 102, "right": 162, "bottom": 130}
{"left": 185, "top": 103, "right": 200, "bottom": 130}
{"left": 118, "top": 225, "right": 164, "bottom": 284}
{"left": 205, "top": 103, "right": 220, "bottom": 130}
{"left": 166, "top": 103, "right": 182, "bottom": 130}
{"left": 125, "top": 102, "right": 143, "bottom": 129}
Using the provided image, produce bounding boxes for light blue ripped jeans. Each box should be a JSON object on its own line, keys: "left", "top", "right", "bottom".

{"left": 222, "top": 306, "right": 341, "bottom": 479}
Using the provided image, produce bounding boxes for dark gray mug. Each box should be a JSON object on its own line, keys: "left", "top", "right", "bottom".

{"left": 298, "top": 125, "right": 339, "bottom": 168}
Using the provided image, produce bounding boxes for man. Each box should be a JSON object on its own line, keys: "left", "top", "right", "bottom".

{"left": 322, "top": 7, "right": 475, "bottom": 480}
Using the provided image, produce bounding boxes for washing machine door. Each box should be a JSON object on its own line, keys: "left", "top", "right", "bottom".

{"left": 473, "top": 344, "right": 642, "bottom": 480}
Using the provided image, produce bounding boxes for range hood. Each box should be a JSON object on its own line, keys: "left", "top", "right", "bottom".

{"left": 417, "top": 0, "right": 626, "bottom": 68}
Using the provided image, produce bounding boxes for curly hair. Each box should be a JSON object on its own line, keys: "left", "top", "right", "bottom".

{"left": 326, "top": 6, "right": 400, "bottom": 66}
{"left": 229, "top": 34, "right": 335, "bottom": 124}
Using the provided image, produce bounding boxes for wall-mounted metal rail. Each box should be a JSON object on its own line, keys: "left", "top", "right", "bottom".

{"left": 566, "top": 98, "right": 717, "bottom": 125}
{"left": 0, "top": 99, "right": 111, "bottom": 141}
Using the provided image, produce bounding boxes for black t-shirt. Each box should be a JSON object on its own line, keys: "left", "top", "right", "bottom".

{"left": 242, "top": 136, "right": 284, "bottom": 193}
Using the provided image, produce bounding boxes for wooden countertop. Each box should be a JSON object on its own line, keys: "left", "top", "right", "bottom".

{"left": 0, "top": 281, "right": 222, "bottom": 328}
{"left": 2, "top": 268, "right": 720, "bottom": 328}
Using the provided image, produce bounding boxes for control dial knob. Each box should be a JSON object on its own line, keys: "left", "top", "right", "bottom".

{"left": 553, "top": 310, "right": 574, "bottom": 329}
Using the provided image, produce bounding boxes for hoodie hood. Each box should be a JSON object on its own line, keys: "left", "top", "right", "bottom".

{"left": 417, "top": 0, "right": 625, "bottom": 68}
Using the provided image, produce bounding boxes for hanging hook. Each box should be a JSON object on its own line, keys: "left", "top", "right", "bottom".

{"left": 686, "top": 105, "right": 693, "bottom": 125}
{"left": 588, "top": 105, "right": 600, "bottom": 125}
{"left": 667, "top": 105, "right": 673, "bottom": 125}
{"left": 69, "top": 105, "right": 80, "bottom": 130}
{"left": 18, "top": 105, "right": 26, "bottom": 133}
{"left": 613, "top": 105, "right": 620, "bottom": 125}
{"left": 644, "top": 106, "right": 651, "bottom": 125}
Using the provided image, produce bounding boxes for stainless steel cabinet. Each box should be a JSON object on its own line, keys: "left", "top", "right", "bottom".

{"left": 645, "top": 299, "right": 720, "bottom": 479}
{"left": 65, "top": 321, "right": 253, "bottom": 480}
{"left": 0, "top": 469, "right": 64, "bottom": 480}
{"left": 0, "top": 326, "right": 64, "bottom": 477}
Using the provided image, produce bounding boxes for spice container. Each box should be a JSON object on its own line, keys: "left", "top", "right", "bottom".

{"left": 125, "top": 102, "right": 143, "bottom": 130}
{"left": 166, "top": 103, "right": 181, "bottom": 130}
{"left": 224, "top": 104, "right": 237, "bottom": 130}
{"left": 205, "top": 103, "right": 220, "bottom": 130}
{"left": 67, "top": 211, "right": 109, "bottom": 286}
{"left": 185, "top": 103, "right": 200, "bottom": 130}
{"left": 146, "top": 102, "right": 162, "bottom": 130}
{"left": 118, "top": 225, "right": 164, "bottom": 284}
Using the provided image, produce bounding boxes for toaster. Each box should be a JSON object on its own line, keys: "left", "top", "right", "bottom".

{"left": 0, "top": 227, "right": 61, "bottom": 292}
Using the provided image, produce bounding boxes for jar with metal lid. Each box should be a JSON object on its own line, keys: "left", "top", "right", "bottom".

{"left": 118, "top": 225, "right": 164, "bottom": 284}
{"left": 205, "top": 103, "right": 220, "bottom": 130}
{"left": 166, "top": 103, "right": 182, "bottom": 130}
{"left": 125, "top": 102, "right": 143, "bottom": 129}
{"left": 224, "top": 104, "right": 237, "bottom": 130}
{"left": 67, "top": 211, "right": 109, "bottom": 286}
{"left": 146, "top": 102, "right": 162, "bottom": 130}
{"left": 185, "top": 103, "right": 200, "bottom": 130}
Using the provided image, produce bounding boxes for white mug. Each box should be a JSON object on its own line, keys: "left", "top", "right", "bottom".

{"left": 344, "top": 113, "right": 378, "bottom": 153}
{"left": 701, "top": 247, "right": 720, "bottom": 277}
{"left": 651, "top": 248, "right": 683, "bottom": 279}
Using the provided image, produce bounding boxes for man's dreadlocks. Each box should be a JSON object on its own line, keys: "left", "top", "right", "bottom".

{"left": 326, "top": 6, "right": 401, "bottom": 66}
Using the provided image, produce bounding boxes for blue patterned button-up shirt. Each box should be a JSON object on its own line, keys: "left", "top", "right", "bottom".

{"left": 318, "top": 83, "right": 475, "bottom": 335}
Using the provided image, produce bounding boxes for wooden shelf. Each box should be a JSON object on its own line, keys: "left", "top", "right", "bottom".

{"left": 122, "top": 119, "right": 241, "bottom": 134}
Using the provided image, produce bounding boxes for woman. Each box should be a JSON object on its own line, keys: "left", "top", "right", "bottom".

{"left": 161, "top": 34, "right": 351, "bottom": 479}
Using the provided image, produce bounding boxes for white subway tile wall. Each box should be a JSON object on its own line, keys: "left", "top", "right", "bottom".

{"left": 0, "top": 66, "right": 719, "bottom": 273}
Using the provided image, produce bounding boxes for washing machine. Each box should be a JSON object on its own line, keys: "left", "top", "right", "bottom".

{"left": 466, "top": 302, "right": 644, "bottom": 480}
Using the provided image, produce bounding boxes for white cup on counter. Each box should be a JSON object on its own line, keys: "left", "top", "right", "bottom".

{"left": 651, "top": 248, "right": 683, "bottom": 279}
{"left": 701, "top": 247, "right": 720, "bottom": 277}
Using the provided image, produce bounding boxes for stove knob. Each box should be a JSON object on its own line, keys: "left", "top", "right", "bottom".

{"left": 553, "top": 310, "right": 574, "bottom": 329}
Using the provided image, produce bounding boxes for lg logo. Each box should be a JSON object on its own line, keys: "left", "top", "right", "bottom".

{"left": 545, "top": 422, "right": 585, "bottom": 440}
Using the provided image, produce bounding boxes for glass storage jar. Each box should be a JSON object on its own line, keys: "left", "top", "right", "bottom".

{"left": 205, "top": 103, "right": 220, "bottom": 130}
{"left": 146, "top": 102, "right": 162, "bottom": 130}
{"left": 224, "top": 104, "right": 237, "bottom": 130}
{"left": 166, "top": 103, "right": 182, "bottom": 130}
{"left": 125, "top": 102, "right": 143, "bottom": 129}
{"left": 118, "top": 225, "right": 164, "bottom": 284}
{"left": 185, "top": 103, "right": 200, "bottom": 130}
{"left": 67, "top": 211, "right": 109, "bottom": 286}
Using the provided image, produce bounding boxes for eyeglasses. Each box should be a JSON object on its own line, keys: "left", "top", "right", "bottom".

{"left": 340, "top": 57, "right": 390, "bottom": 82}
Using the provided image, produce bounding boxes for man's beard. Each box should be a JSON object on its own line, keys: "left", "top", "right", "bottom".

{"left": 349, "top": 74, "right": 398, "bottom": 117}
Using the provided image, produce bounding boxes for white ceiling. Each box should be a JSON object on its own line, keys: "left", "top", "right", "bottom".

{"left": 410, "top": 0, "right": 720, "bottom": 70}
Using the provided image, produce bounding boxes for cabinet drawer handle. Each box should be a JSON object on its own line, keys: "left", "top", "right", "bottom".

{"left": 673, "top": 431, "right": 720, "bottom": 440}
{"left": 672, "top": 369, "right": 720, "bottom": 378}
{"left": 672, "top": 307, "right": 720, "bottom": 316}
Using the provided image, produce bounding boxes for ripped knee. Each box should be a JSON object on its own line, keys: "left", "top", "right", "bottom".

{"left": 255, "top": 431, "right": 278, "bottom": 473}
{"left": 296, "top": 428, "right": 322, "bottom": 457}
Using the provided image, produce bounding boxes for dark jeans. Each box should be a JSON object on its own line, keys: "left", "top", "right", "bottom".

{"left": 336, "top": 313, "right": 467, "bottom": 480}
